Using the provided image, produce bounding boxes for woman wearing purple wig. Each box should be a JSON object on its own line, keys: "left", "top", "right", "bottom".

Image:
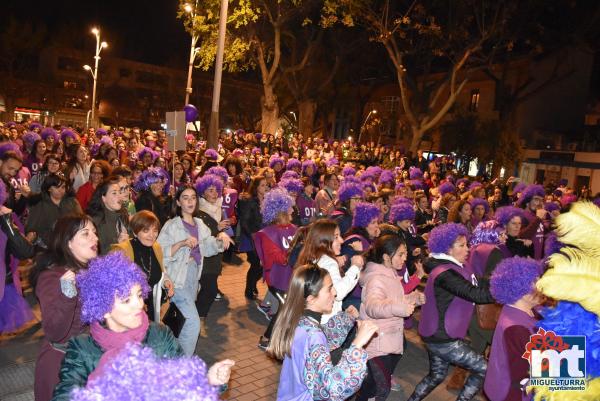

{"left": 52, "top": 252, "right": 234, "bottom": 401}
{"left": 407, "top": 223, "right": 495, "bottom": 401}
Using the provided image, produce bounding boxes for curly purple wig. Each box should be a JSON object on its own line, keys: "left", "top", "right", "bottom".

{"left": 470, "top": 220, "right": 503, "bottom": 246}
{"left": 0, "top": 141, "right": 23, "bottom": 158}
{"left": 99, "top": 136, "right": 113, "bottom": 146}
{"left": 389, "top": 202, "right": 415, "bottom": 224}
{"left": 22, "top": 131, "right": 41, "bottom": 148}
{"left": 70, "top": 343, "right": 219, "bottom": 401}
{"left": 456, "top": 178, "right": 470, "bottom": 188}
{"left": 512, "top": 182, "right": 526, "bottom": 195}
{"left": 543, "top": 231, "right": 564, "bottom": 258}
{"left": 255, "top": 132, "right": 263, "bottom": 140}
{"left": 251, "top": 147, "right": 261, "bottom": 155}
{"left": 281, "top": 170, "right": 300, "bottom": 180}
{"left": 286, "top": 158, "right": 301, "bottom": 171}
{"left": 195, "top": 174, "right": 224, "bottom": 197}
{"left": 428, "top": 223, "right": 469, "bottom": 254}
{"left": 278, "top": 178, "right": 303, "bottom": 195}
{"left": 393, "top": 196, "right": 413, "bottom": 206}
{"left": 365, "top": 166, "right": 382, "bottom": 177}
{"left": 29, "top": 122, "right": 42, "bottom": 131}
{"left": 362, "top": 182, "right": 376, "bottom": 193}
{"left": 61, "top": 128, "right": 77, "bottom": 142}
{"left": 490, "top": 257, "right": 541, "bottom": 305}
{"left": 325, "top": 157, "right": 339, "bottom": 167}
{"left": 438, "top": 181, "right": 456, "bottom": 196}
{"left": 206, "top": 166, "right": 229, "bottom": 183}
{"left": 544, "top": 202, "right": 561, "bottom": 213}
{"left": 338, "top": 182, "right": 364, "bottom": 203}
{"left": 517, "top": 184, "right": 545, "bottom": 207}
{"left": 204, "top": 148, "right": 219, "bottom": 161}
{"left": 410, "top": 179, "right": 425, "bottom": 190}
{"left": 378, "top": 170, "right": 395, "bottom": 186}
{"left": 133, "top": 167, "right": 167, "bottom": 192}
{"left": 352, "top": 202, "right": 380, "bottom": 228}
{"left": 138, "top": 147, "right": 158, "bottom": 162}
{"left": 113, "top": 130, "right": 124, "bottom": 137}
{"left": 90, "top": 143, "right": 101, "bottom": 157}
{"left": 494, "top": 206, "right": 525, "bottom": 227}
{"left": 469, "top": 181, "right": 483, "bottom": 191}
{"left": 95, "top": 128, "right": 108, "bottom": 137}
{"left": 360, "top": 171, "right": 375, "bottom": 183}
{"left": 269, "top": 155, "right": 284, "bottom": 169}
{"left": 469, "top": 198, "right": 490, "bottom": 214}
{"left": 76, "top": 252, "right": 151, "bottom": 324}
{"left": 40, "top": 127, "right": 59, "bottom": 142}
{"left": 232, "top": 148, "right": 244, "bottom": 157}
{"left": 261, "top": 188, "right": 294, "bottom": 224}
{"left": 0, "top": 180, "right": 7, "bottom": 206}
{"left": 302, "top": 159, "right": 316, "bottom": 175}
{"left": 409, "top": 167, "right": 423, "bottom": 180}
{"left": 394, "top": 182, "right": 406, "bottom": 191}
{"left": 342, "top": 166, "right": 356, "bottom": 177}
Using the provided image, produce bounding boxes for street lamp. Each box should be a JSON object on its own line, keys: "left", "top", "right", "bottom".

{"left": 290, "top": 111, "right": 297, "bottom": 121}
{"left": 184, "top": 1, "right": 200, "bottom": 106}
{"left": 358, "top": 109, "right": 377, "bottom": 143}
{"left": 83, "top": 27, "right": 107, "bottom": 128}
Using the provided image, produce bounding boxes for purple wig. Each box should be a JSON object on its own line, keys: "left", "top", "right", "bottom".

{"left": 342, "top": 166, "right": 356, "bottom": 177}
{"left": 360, "top": 171, "right": 375, "bottom": 183}
{"left": 204, "top": 148, "right": 218, "bottom": 161}
{"left": 512, "top": 182, "right": 527, "bottom": 194}
{"left": 96, "top": 128, "right": 108, "bottom": 137}
{"left": 469, "top": 198, "right": 490, "bottom": 214}
{"left": 362, "top": 182, "right": 376, "bottom": 193}
{"left": 393, "top": 196, "right": 413, "bottom": 206}
{"left": 469, "top": 181, "right": 483, "bottom": 191}
{"left": 70, "top": 344, "right": 219, "bottom": 401}
{"left": 302, "top": 159, "right": 316, "bottom": 175}
{"left": 494, "top": 206, "right": 525, "bottom": 227}
{"left": 593, "top": 197, "right": 600, "bottom": 208}
{"left": 394, "top": 182, "right": 406, "bottom": 192}
{"left": 352, "top": 202, "right": 380, "bottom": 228}
{"left": 326, "top": 157, "right": 339, "bottom": 167}
{"left": 490, "top": 257, "right": 541, "bottom": 305}
{"left": 232, "top": 148, "right": 244, "bottom": 157}
{"left": 428, "top": 223, "right": 469, "bottom": 254}
{"left": 40, "top": 127, "right": 59, "bottom": 142}
{"left": 544, "top": 202, "right": 561, "bottom": 213}
{"left": 206, "top": 166, "right": 229, "bottom": 183}
{"left": 90, "top": 143, "right": 101, "bottom": 157}
{"left": 281, "top": 170, "right": 300, "bottom": 180}
{"left": 409, "top": 167, "right": 423, "bottom": 180}
{"left": 252, "top": 147, "right": 261, "bottom": 155}
{"left": 29, "top": 122, "right": 42, "bottom": 131}
{"left": 558, "top": 178, "right": 568, "bottom": 186}
{"left": 410, "top": 179, "right": 425, "bottom": 190}
{"left": 133, "top": 168, "right": 167, "bottom": 192}
{"left": 261, "top": 188, "right": 294, "bottom": 224}
{"left": 286, "top": 158, "right": 301, "bottom": 171}
{"left": 543, "top": 231, "right": 564, "bottom": 258}
{"left": 365, "top": 166, "right": 382, "bottom": 177}
{"left": 76, "top": 252, "right": 151, "bottom": 324}
{"left": 195, "top": 174, "right": 224, "bottom": 197}
{"left": 342, "top": 175, "right": 361, "bottom": 185}
{"left": 470, "top": 220, "right": 503, "bottom": 247}
{"left": 278, "top": 178, "right": 303, "bottom": 195}
{"left": 99, "top": 136, "right": 114, "bottom": 147}
{"left": 438, "top": 181, "right": 456, "bottom": 196}
{"left": 22, "top": 131, "right": 41, "bottom": 149}
{"left": 517, "top": 184, "right": 545, "bottom": 207}
{"left": 269, "top": 155, "right": 284, "bottom": 169}
{"left": 61, "top": 128, "right": 77, "bottom": 142}
{"left": 338, "top": 182, "right": 364, "bottom": 203}
{"left": 138, "top": 147, "right": 159, "bottom": 162}
{"left": 255, "top": 133, "right": 263, "bottom": 140}
{"left": 389, "top": 202, "right": 415, "bottom": 224}
{"left": 0, "top": 180, "right": 7, "bottom": 206}
{"left": 114, "top": 130, "right": 124, "bottom": 137}
{"left": 560, "top": 193, "right": 577, "bottom": 208}
{"left": 378, "top": 170, "right": 395, "bottom": 186}
{"left": 0, "top": 141, "right": 23, "bottom": 158}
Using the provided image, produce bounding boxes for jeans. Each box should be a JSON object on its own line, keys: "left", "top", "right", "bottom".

{"left": 407, "top": 340, "right": 487, "bottom": 401}
{"left": 171, "top": 264, "right": 201, "bottom": 356}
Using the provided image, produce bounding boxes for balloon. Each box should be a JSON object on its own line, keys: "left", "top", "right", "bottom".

{"left": 183, "top": 104, "right": 198, "bottom": 123}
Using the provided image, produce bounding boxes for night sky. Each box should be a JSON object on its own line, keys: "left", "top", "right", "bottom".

{"left": 4, "top": 0, "right": 190, "bottom": 68}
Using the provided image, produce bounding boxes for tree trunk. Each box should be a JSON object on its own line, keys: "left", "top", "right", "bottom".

{"left": 298, "top": 99, "right": 316, "bottom": 137}
{"left": 261, "top": 83, "right": 279, "bottom": 134}
{"left": 409, "top": 126, "right": 424, "bottom": 155}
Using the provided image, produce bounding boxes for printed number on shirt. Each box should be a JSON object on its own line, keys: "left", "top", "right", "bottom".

{"left": 282, "top": 236, "right": 294, "bottom": 249}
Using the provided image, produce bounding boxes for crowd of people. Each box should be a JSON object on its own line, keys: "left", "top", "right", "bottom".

{"left": 0, "top": 121, "right": 599, "bottom": 401}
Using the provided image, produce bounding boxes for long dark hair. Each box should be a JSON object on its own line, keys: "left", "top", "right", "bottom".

{"left": 86, "top": 175, "right": 127, "bottom": 221}
{"left": 367, "top": 235, "right": 405, "bottom": 265}
{"left": 241, "top": 175, "right": 265, "bottom": 200}
{"left": 296, "top": 220, "right": 338, "bottom": 267}
{"left": 30, "top": 214, "right": 96, "bottom": 289}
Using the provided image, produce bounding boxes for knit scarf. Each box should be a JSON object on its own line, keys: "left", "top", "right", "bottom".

{"left": 88, "top": 312, "right": 149, "bottom": 383}
{"left": 198, "top": 197, "right": 222, "bottom": 222}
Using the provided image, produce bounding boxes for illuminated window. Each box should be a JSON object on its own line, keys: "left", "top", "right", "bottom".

{"left": 469, "top": 89, "right": 480, "bottom": 112}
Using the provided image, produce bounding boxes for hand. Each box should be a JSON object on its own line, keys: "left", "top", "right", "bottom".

{"left": 414, "top": 260, "right": 425, "bottom": 279}
{"left": 217, "top": 232, "right": 234, "bottom": 250}
{"left": 184, "top": 236, "right": 199, "bottom": 249}
{"left": 164, "top": 279, "right": 175, "bottom": 298}
{"left": 335, "top": 255, "right": 347, "bottom": 267}
{"left": 0, "top": 206, "right": 13, "bottom": 216}
{"left": 413, "top": 291, "right": 426, "bottom": 306}
{"left": 207, "top": 359, "right": 235, "bottom": 386}
{"left": 218, "top": 219, "right": 231, "bottom": 230}
{"left": 535, "top": 208, "right": 547, "bottom": 220}
{"left": 61, "top": 270, "right": 76, "bottom": 282}
{"left": 350, "top": 241, "right": 363, "bottom": 252}
{"left": 20, "top": 183, "right": 31, "bottom": 197}
{"left": 403, "top": 301, "right": 416, "bottom": 316}
{"left": 352, "top": 320, "right": 378, "bottom": 349}
{"left": 117, "top": 230, "right": 129, "bottom": 243}
{"left": 350, "top": 255, "right": 365, "bottom": 269}
{"left": 345, "top": 305, "right": 359, "bottom": 319}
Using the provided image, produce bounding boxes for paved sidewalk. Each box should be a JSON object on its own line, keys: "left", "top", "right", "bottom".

{"left": 1, "top": 258, "right": 486, "bottom": 401}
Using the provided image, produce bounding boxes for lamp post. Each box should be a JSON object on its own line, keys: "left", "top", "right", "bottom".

{"left": 184, "top": 1, "right": 199, "bottom": 106}
{"left": 358, "top": 109, "right": 376, "bottom": 143}
{"left": 83, "top": 27, "right": 107, "bottom": 128}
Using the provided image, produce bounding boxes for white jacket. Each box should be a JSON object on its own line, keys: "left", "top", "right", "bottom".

{"left": 317, "top": 254, "right": 360, "bottom": 323}
{"left": 157, "top": 216, "right": 224, "bottom": 290}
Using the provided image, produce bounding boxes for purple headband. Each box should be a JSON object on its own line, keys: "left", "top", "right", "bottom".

{"left": 352, "top": 202, "right": 380, "bottom": 228}
{"left": 0, "top": 180, "right": 7, "bottom": 206}
{"left": 195, "top": 174, "right": 224, "bottom": 196}
{"left": 70, "top": 344, "right": 219, "bottom": 401}
{"left": 438, "top": 181, "right": 456, "bottom": 196}
{"left": 470, "top": 220, "right": 503, "bottom": 247}
{"left": 490, "top": 257, "right": 541, "bottom": 305}
{"left": 76, "top": 252, "right": 151, "bottom": 324}
{"left": 206, "top": 166, "right": 229, "bottom": 183}
{"left": 518, "top": 184, "right": 545, "bottom": 207}
{"left": 409, "top": 167, "right": 423, "bottom": 180}
{"left": 389, "top": 202, "right": 415, "bottom": 224}
{"left": 286, "top": 158, "right": 301, "bottom": 170}
{"left": 494, "top": 206, "right": 525, "bottom": 227}
{"left": 204, "top": 148, "right": 218, "bottom": 161}
{"left": 342, "top": 166, "right": 356, "bottom": 177}
{"left": 133, "top": 167, "right": 167, "bottom": 192}
{"left": 378, "top": 170, "right": 395, "bottom": 185}
{"left": 261, "top": 188, "right": 294, "bottom": 224}
{"left": 281, "top": 170, "right": 300, "bottom": 180}
{"left": 278, "top": 178, "right": 303, "bottom": 194}
{"left": 338, "top": 182, "right": 364, "bottom": 203}
{"left": 41, "top": 127, "right": 59, "bottom": 142}
{"left": 469, "top": 198, "right": 490, "bottom": 214}
{"left": 22, "top": 131, "right": 41, "bottom": 148}
{"left": 428, "top": 223, "right": 469, "bottom": 254}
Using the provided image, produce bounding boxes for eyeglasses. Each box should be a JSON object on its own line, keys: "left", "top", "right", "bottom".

{"left": 118, "top": 185, "right": 130, "bottom": 194}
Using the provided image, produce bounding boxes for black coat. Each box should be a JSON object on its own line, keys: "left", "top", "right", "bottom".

{"left": 135, "top": 191, "right": 171, "bottom": 228}
{"left": 197, "top": 210, "right": 223, "bottom": 276}
{"left": 238, "top": 196, "right": 262, "bottom": 236}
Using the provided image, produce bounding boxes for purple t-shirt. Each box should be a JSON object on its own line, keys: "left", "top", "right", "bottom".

{"left": 182, "top": 220, "right": 202, "bottom": 265}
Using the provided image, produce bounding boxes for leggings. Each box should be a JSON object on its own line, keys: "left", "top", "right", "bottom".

{"left": 263, "top": 286, "right": 286, "bottom": 339}
{"left": 407, "top": 340, "right": 487, "bottom": 401}
{"left": 355, "top": 353, "right": 402, "bottom": 401}
{"left": 245, "top": 250, "right": 262, "bottom": 292}
{"left": 196, "top": 273, "right": 219, "bottom": 318}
